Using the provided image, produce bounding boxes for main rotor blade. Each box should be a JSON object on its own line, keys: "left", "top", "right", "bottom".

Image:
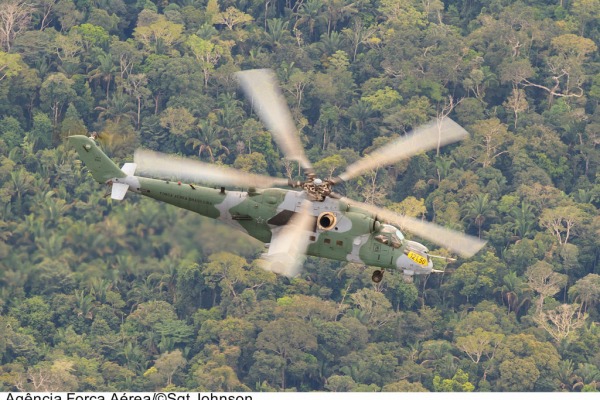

{"left": 341, "top": 197, "right": 486, "bottom": 258}
{"left": 336, "top": 118, "right": 469, "bottom": 183}
{"left": 236, "top": 69, "right": 313, "bottom": 174}
{"left": 259, "top": 200, "right": 314, "bottom": 277}
{"left": 134, "top": 149, "right": 289, "bottom": 188}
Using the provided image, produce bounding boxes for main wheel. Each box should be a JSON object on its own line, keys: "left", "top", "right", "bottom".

{"left": 372, "top": 270, "right": 384, "bottom": 283}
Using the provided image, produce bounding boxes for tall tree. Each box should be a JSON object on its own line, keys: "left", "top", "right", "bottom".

{"left": 185, "top": 34, "right": 231, "bottom": 87}
{"left": 534, "top": 303, "right": 587, "bottom": 343}
{"left": 462, "top": 193, "right": 496, "bottom": 238}
{"left": 539, "top": 205, "right": 587, "bottom": 246}
{"left": 525, "top": 261, "right": 567, "bottom": 313}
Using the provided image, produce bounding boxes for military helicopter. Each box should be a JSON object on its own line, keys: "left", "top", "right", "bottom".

{"left": 69, "top": 69, "right": 485, "bottom": 283}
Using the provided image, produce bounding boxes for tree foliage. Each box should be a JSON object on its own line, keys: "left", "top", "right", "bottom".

{"left": 0, "top": 0, "right": 598, "bottom": 393}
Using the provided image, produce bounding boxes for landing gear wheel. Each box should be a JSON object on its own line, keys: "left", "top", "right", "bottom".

{"left": 372, "top": 270, "right": 384, "bottom": 283}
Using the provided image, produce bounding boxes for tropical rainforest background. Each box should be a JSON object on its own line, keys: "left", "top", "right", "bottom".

{"left": 0, "top": 0, "right": 599, "bottom": 392}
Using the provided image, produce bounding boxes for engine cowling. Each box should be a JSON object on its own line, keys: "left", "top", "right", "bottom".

{"left": 343, "top": 211, "right": 380, "bottom": 233}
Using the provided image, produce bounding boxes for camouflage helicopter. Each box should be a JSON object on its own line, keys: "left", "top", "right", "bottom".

{"left": 69, "top": 69, "right": 485, "bottom": 283}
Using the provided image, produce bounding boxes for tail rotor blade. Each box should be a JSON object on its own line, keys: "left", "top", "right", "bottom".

{"left": 134, "top": 149, "right": 289, "bottom": 188}
{"left": 236, "top": 69, "right": 313, "bottom": 175}
{"left": 336, "top": 118, "right": 469, "bottom": 183}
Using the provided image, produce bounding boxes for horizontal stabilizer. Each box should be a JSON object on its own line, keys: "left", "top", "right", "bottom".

{"left": 111, "top": 163, "right": 137, "bottom": 200}
{"left": 111, "top": 182, "right": 129, "bottom": 200}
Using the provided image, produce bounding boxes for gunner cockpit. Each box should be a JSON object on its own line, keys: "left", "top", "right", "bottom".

{"left": 374, "top": 224, "right": 405, "bottom": 249}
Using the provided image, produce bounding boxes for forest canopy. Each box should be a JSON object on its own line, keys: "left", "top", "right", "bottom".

{"left": 0, "top": 0, "right": 599, "bottom": 392}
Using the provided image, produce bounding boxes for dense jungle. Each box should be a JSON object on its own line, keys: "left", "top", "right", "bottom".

{"left": 0, "top": 0, "right": 599, "bottom": 392}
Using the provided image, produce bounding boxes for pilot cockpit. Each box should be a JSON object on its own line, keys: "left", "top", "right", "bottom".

{"left": 374, "top": 224, "right": 405, "bottom": 249}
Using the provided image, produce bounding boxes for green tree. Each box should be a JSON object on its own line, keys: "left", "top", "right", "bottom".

{"left": 433, "top": 369, "right": 475, "bottom": 392}
{"left": 350, "top": 288, "right": 394, "bottom": 328}
{"left": 10, "top": 296, "right": 55, "bottom": 343}
{"left": 60, "top": 103, "right": 87, "bottom": 139}
{"left": 186, "top": 120, "right": 229, "bottom": 162}
{"left": 39, "top": 72, "right": 76, "bottom": 131}
{"left": 134, "top": 14, "right": 184, "bottom": 54}
{"left": 447, "top": 253, "right": 501, "bottom": 303}
{"left": 572, "top": 0, "right": 600, "bottom": 36}
{"left": 233, "top": 152, "right": 268, "bottom": 174}
{"left": 28, "top": 112, "right": 53, "bottom": 150}
{"left": 325, "top": 375, "right": 356, "bottom": 391}
{"left": 88, "top": 51, "right": 116, "bottom": 100}
{"left": 185, "top": 34, "right": 229, "bottom": 87}
{"left": 339, "top": 343, "right": 398, "bottom": 387}
{"left": 574, "top": 363, "right": 600, "bottom": 391}
{"left": 160, "top": 107, "right": 196, "bottom": 136}
{"left": 193, "top": 351, "right": 250, "bottom": 392}
{"left": 497, "top": 271, "right": 531, "bottom": 316}
{"left": 293, "top": 0, "right": 327, "bottom": 40}
{"left": 313, "top": 51, "right": 356, "bottom": 108}
{"left": 495, "top": 334, "right": 560, "bottom": 391}
{"left": 497, "top": 357, "right": 540, "bottom": 391}
{"left": 462, "top": 193, "right": 496, "bottom": 238}
{"left": 455, "top": 328, "right": 503, "bottom": 365}
{"left": 0, "top": 51, "right": 23, "bottom": 81}
{"left": 508, "top": 201, "right": 536, "bottom": 240}
{"left": 382, "top": 380, "right": 428, "bottom": 391}
{"left": 53, "top": 0, "right": 83, "bottom": 30}
{"left": 145, "top": 350, "right": 186, "bottom": 389}
{"left": 253, "top": 318, "right": 318, "bottom": 389}
{"left": 72, "top": 23, "right": 109, "bottom": 52}
{"left": 569, "top": 274, "right": 600, "bottom": 314}
{"left": 313, "top": 154, "right": 347, "bottom": 180}
{"left": 361, "top": 86, "right": 402, "bottom": 112}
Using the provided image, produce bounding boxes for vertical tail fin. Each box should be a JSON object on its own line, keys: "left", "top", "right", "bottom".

{"left": 69, "top": 135, "right": 138, "bottom": 201}
{"left": 68, "top": 135, "right": 126, "bottom": 183}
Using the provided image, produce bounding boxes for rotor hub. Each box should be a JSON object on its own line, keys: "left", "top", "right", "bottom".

{"left": 302, "top": 178, "right": 333, "bottom": 201}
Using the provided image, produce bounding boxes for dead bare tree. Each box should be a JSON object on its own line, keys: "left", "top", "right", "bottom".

{"left": 534, "top": 303, "right": 587, "bottom": 343}
{"left": 0, "top": 0, "right": 33, "bottom": 51}
{"left": 37, "top": 0, "right": 59, "bottom": 31}
{"left": 521, "top": 69, "right": 584, "bottom": 107}
{"left": 436, "top": 95, "right": 463, "bottom": 156}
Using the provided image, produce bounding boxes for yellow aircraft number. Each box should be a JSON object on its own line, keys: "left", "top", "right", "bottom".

{"left": 407, "top": 251, "right": 428, "bottom": 266}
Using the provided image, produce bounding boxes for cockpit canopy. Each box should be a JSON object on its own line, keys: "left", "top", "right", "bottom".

{"left": 374, "top": 224, "right": 405, "bottom": 249}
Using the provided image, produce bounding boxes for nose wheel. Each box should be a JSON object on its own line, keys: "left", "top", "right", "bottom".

{"left": 372, "top": 270, "right": 384, "bottom": 283}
